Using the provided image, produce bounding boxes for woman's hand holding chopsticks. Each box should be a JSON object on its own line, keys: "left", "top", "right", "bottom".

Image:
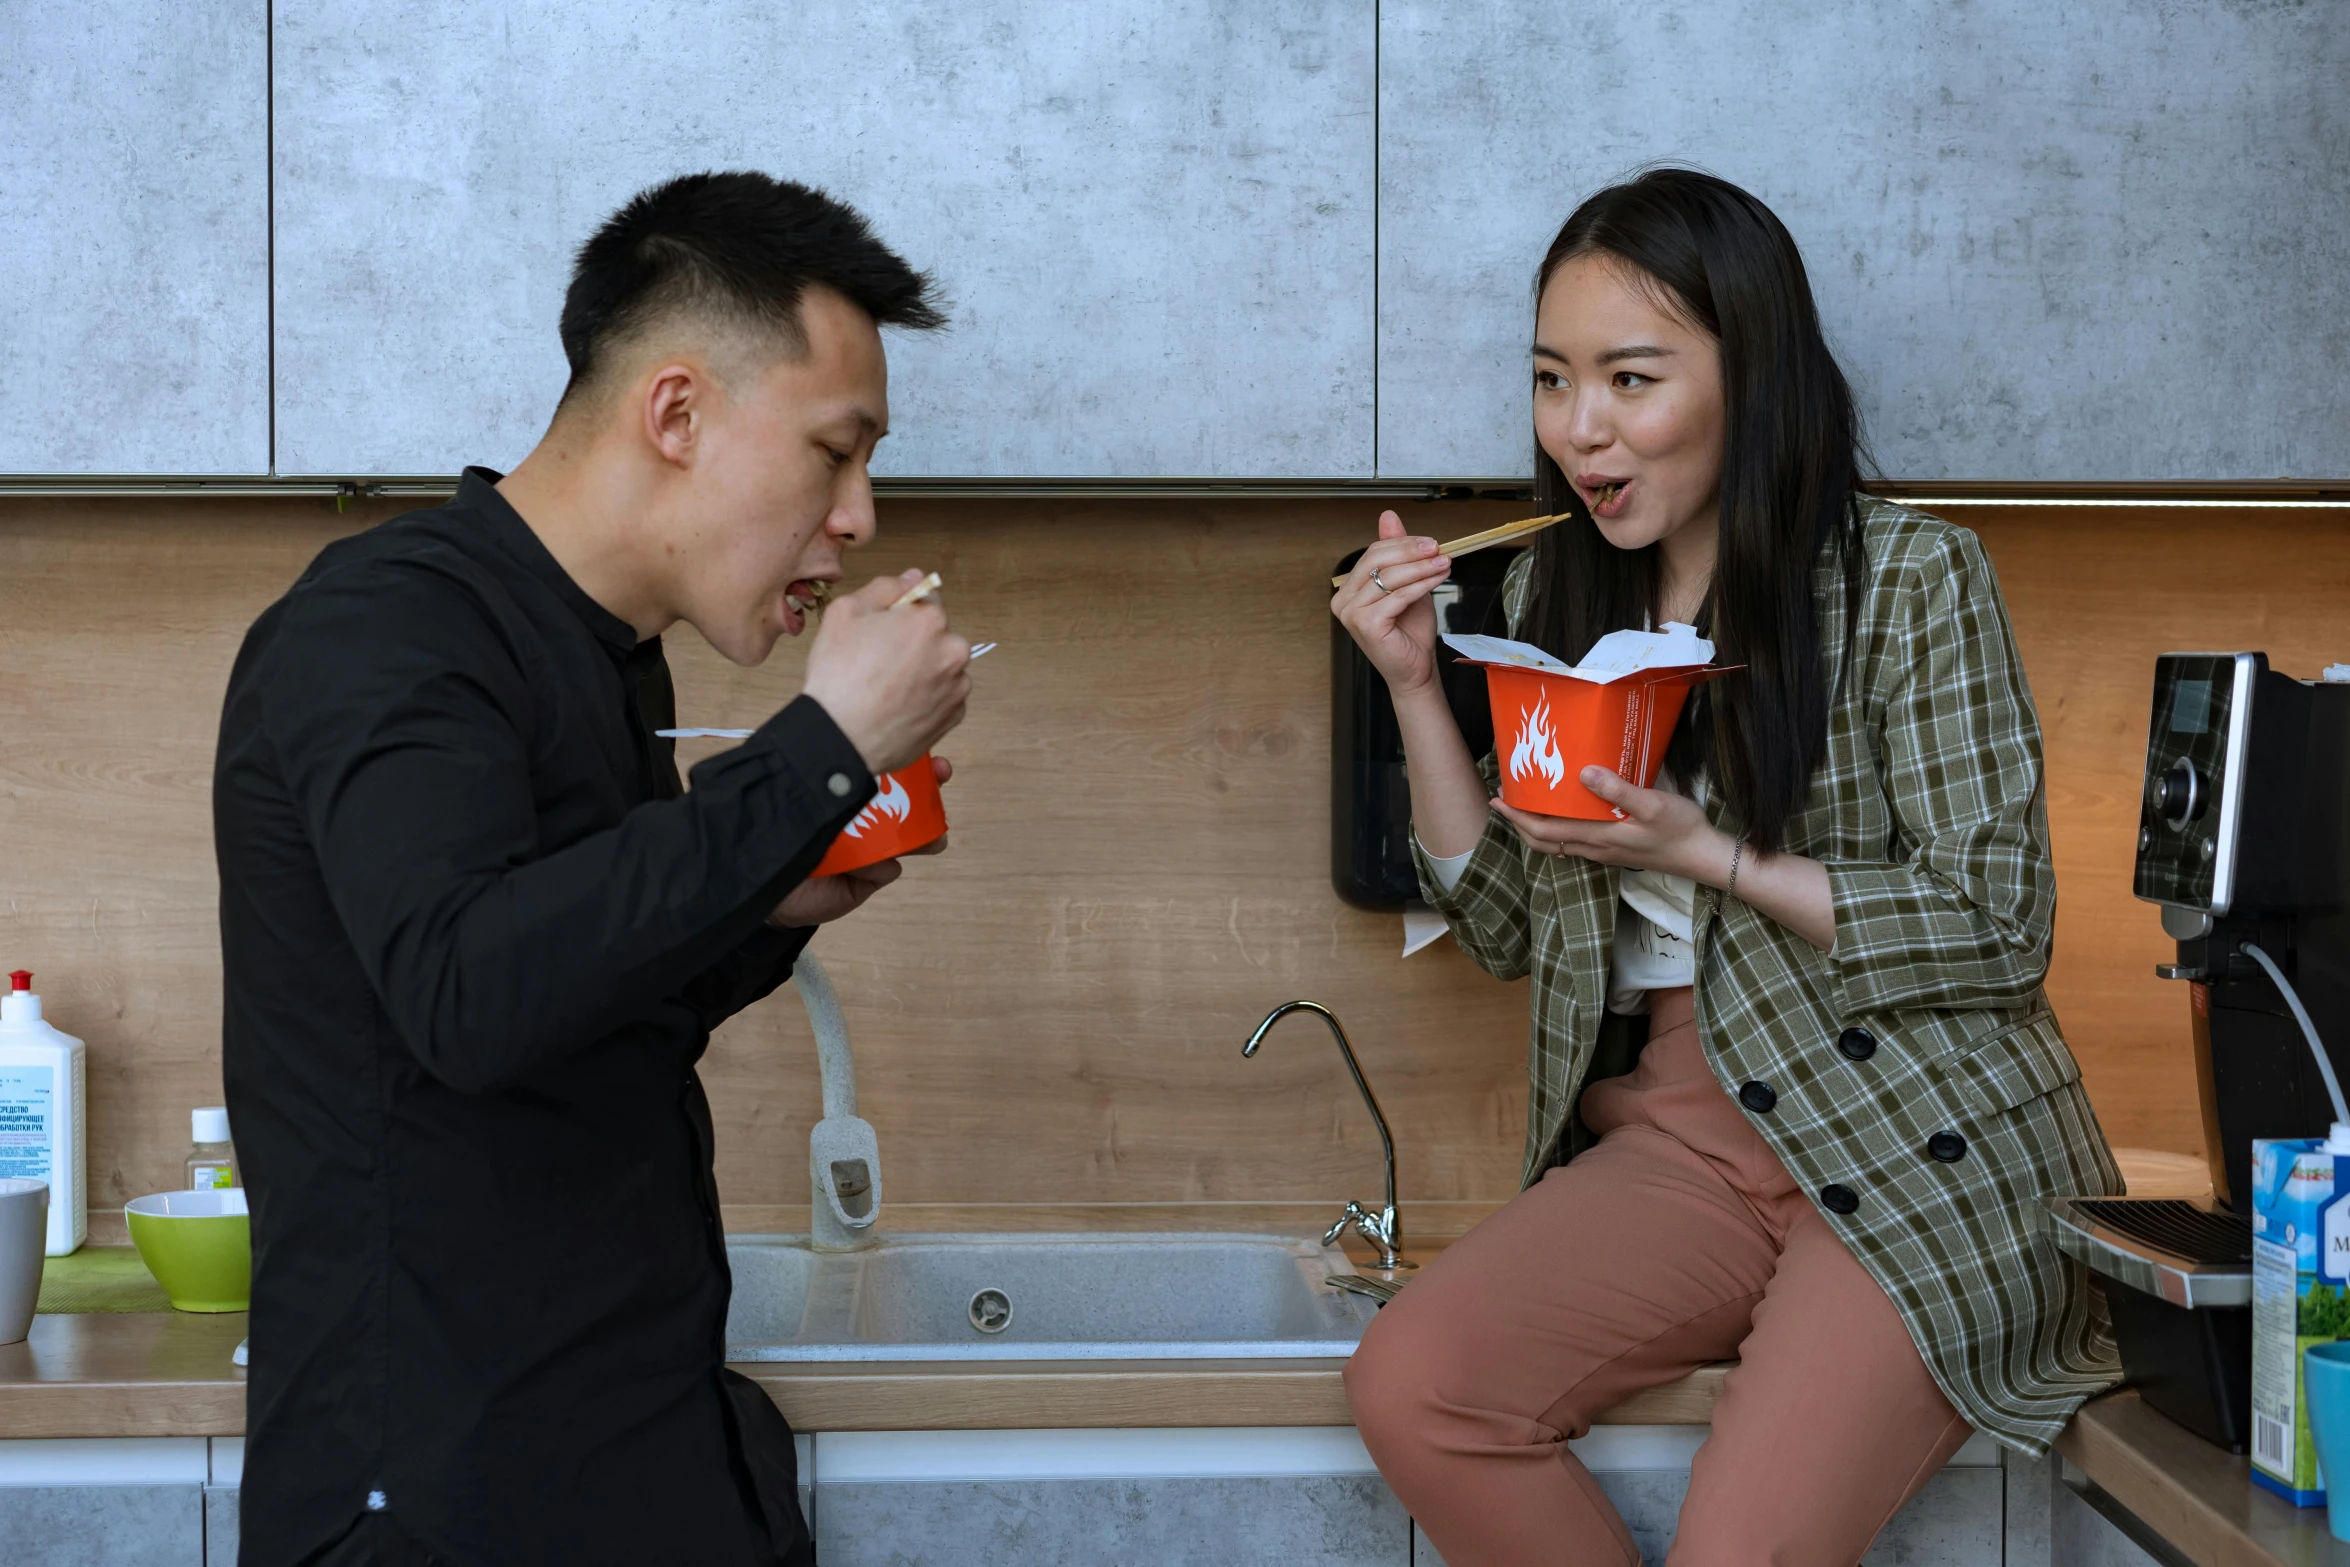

{"left": 1331, "top": 513, "right": 1496, "bottom": 861}
{"left": 1332, "top": 511, "right": 1452, "bottom": 701}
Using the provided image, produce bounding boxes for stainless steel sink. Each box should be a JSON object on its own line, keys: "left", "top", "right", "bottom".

{"left": 723, "top": 1233, "right": 1380, "bottom": 1362}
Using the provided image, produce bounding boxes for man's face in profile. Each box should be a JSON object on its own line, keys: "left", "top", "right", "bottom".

{"left": 675, "top": 284, "right": 891, "bottom": 667}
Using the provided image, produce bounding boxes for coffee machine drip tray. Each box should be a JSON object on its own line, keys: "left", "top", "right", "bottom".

{"left": 2045, "top": 1197, "right": 2251, "bottom": 1309}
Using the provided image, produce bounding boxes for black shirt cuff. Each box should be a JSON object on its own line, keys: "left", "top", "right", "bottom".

{"left": 750, "top": 694, "right": 876, "bottom": 817}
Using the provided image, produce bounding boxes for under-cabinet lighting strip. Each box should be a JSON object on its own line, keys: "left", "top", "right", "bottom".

{"left": 0, "top": 478, "right": 2344, "bottom": 507}
{"left": 1881, "top": 495, "right": 2348, "bottom": 509}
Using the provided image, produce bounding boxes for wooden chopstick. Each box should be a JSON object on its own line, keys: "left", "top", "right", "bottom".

{"left": 889, "top": 571, "right": 944, "bottom": 608}
{"left": 1328, "top": 511, "right": 1572, "bottom": 588}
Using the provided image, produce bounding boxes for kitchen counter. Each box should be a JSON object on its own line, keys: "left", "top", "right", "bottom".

{"left": 2057, "top": 1391, "right": 2350, "bottom": 1567}
{"left": 12, "top": 1313, "right": 2340, "bottom": 1567}
{"left": 0, "top": 1154, "right": 2213, "bottom": 1442}
{"left": 7, "top": 1155, "right": 2273, "bottom": 1563}
{"left": 0, "top": 1308, "right": 1726, "bottom": 1439}
{"left": 8, "top": 1308, "right": 2338, "bottom": 1567}
{"left": 0, "top": 1311, "right": 248, "bottom": 1438}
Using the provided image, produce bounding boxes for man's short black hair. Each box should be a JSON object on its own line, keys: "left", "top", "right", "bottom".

{"left": 557, "top": 171, "right": 943, "bottom": 404}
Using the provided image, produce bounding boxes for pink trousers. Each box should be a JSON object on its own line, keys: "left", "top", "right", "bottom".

{"left": 1346, "top": 988, "right": 1973, "bottom": 1566}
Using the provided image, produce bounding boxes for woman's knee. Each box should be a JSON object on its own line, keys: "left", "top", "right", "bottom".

{"left": 1343, "top": 1284, "right": 1504, "bottom": 1454}
{"left": 1342, "top": 1307, "right": 1426, "bottom": 1440}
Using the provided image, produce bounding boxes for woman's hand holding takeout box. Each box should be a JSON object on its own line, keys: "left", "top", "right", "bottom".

{"left": 1491, "top": 765, "right": 1729, "bottom": 882}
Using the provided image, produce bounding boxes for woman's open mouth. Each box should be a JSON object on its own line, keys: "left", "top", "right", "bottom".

{"left": 1579, "top": 477, "right": 1633, "bottom": 519}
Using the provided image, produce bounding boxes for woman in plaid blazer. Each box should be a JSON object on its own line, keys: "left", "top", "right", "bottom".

{"left": 1332, "top": 169, "right": 2123, "bottom": 1566}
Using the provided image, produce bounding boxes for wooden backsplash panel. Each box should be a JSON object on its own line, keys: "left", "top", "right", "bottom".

{"left": 0, "top": 499, "right": 386, "bottom": 1232}
{"left": 661, "top": 498, "right": 1534, "bottom": 1215}
{"left": 0, "top": 495, "right": 1535, "bottom": 1235}
{"left": 2, "top": 493, "right": 2343, "bottom": 1235}
{"left": 1960, "top": 506, "right": 2350, "bottom": 1154}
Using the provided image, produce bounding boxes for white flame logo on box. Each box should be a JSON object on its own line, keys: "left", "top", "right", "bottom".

{"left": 1508, "top": 693, "right": 1566, "bottom": 788}
{"left": 842, "top": 773, "right": 913, "bottom": 840}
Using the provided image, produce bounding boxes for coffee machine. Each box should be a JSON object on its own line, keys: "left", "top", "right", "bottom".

{"left": 2048, "top": 653, "right": 2350, "bottom": 1449}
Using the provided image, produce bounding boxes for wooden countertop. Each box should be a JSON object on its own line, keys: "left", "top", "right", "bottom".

{"left": 0, "top": 1152, "right": 2218, "bottom": 1441}
{"left": 0, "top": 1311, "right": 250, "bottom": 1438}
{"left": 0, "top": 1308, "right": 1727, "bottom": 1439}
{"left": 2058, "top": 1392, "right": 2350, "bottom": 1567}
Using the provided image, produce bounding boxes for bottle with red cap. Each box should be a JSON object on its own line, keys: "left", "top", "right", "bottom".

{"left": 0, "top": 971, "right": 87, "bottom": 1255}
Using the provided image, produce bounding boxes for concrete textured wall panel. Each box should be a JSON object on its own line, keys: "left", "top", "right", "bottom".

{"left": 1377, "top": 0, "right": 2350, "bottom": 482}
{"left": 0, "top": 3, "right": 269, "bottom": 475}
{"left": 272, "top": 1, "right": 1375, "bottom": 479}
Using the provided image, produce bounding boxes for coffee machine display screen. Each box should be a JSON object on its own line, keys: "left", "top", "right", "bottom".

{"left": 2168, "top": 678, "right": 2216, "bottom": 736}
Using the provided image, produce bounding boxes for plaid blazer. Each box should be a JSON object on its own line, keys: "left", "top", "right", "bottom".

{"left": 1416, "top": 499, "right": 2123, "bottom": 1454}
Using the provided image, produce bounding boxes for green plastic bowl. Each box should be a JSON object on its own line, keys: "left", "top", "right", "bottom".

{"left": 125, "top": 1190, "right": 250, "bottom": 1313}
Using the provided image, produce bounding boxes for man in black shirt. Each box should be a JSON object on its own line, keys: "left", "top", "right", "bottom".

{"left": 214, "top": 173, "right": 966, "bottom": 1566}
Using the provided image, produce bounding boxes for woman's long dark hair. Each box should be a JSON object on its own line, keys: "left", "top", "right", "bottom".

{"left": 1520, "top": 168, "right": 1867, "bottom": 853}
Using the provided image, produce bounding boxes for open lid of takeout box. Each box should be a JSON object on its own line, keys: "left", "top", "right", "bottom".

{"left": 1439, "top": 623, "right": 1741, "bottom": 688}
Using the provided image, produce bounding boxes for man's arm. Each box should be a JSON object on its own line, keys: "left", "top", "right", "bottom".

{"left": 264, "top": 560, "right": 874, "bottom": 1092}
{"left": 681, "top": 924, "right": 815, "bottom": 1031}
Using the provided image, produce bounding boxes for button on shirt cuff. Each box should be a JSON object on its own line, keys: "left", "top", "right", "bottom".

{"left": 750, "top": 695, "right": 876, "bottom": 816}
{"left": 686, "top": 695, "right": 878, "bottom": 894}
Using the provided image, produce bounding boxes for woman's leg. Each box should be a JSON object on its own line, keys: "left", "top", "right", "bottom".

{"left": 1346, "top": 1125, "right": 1783, "bottom": 1567}
{"left": 1668, "top": 1209, "right": 1975, "bottom": 1566}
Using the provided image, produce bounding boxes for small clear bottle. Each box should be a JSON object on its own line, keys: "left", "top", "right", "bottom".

{"left": 187, "top": 1106, "right": 239, "bottom": 1192}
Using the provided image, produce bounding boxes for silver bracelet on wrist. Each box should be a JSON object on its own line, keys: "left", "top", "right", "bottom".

{"left": 1727, "top": 835, "right": 1748, "bottom": 901}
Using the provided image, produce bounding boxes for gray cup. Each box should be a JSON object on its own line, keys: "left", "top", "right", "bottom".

{"left": 0, "top": 1178, "right": 48, "bottom": 1345}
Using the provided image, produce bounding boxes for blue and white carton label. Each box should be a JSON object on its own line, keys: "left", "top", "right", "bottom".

{"left": 2252, "top": 1138, "right": 2350, "bottom": 1504}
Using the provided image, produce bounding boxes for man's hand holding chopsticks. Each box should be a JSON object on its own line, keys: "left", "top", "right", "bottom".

{"left": 802, "top": 567, "right": 972, "bottom": 775}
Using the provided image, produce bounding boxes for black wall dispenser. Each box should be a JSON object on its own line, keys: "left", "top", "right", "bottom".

{"left": 1331, "top": 546, "right": 1525, "bottom": 910}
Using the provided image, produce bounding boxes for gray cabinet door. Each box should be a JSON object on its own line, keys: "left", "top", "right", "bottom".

{"left": 0, "top": 2, "right": 270, "bottom": 475}
{"left": 1376, "top": 1, "right": 2350, "bottom": 483}
{"left": 271, "top": 0, "right": 1376, "bottom": 481}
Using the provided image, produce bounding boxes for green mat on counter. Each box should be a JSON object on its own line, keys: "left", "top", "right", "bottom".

{"left": 36, "top": 1245, "right": 174, "bottom": 1314}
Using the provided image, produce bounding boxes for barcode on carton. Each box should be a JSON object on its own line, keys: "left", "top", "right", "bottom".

{"left": 2257, "top": 1412, "right": 2292, "bottom": 1473}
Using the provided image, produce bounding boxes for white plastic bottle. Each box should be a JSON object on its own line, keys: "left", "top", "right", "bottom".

{"left": 0, "top": 971, "right": 87, "bottom": 1255}
{"left": 187, "top": 1107, "right": 239, "bottom": 1192}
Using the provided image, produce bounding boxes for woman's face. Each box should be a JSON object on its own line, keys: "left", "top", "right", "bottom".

{"left": 1532, "top": 253, "right": 1725, "bottom": 558}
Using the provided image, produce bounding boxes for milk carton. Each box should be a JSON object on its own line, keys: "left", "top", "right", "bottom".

{"left": 2250, "top": 1132, "right": 2350, "bottom": 1503}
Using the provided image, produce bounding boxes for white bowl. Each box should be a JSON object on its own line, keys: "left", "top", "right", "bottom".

{"left": 125, "top": 1189, "right": 248, "bottom": 1219}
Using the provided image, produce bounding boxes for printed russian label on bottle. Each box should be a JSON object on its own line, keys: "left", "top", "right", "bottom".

{"left": 0, "top": 1066, "right": 55, "bottom": 1182}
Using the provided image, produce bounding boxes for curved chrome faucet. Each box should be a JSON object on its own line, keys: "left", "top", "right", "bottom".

{"left": 1242, "top": 1001, "right": 1414, "bottom": 1272}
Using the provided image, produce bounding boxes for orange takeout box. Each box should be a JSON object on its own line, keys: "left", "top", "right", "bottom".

{"left": 813, "top": 757, "right": 948, "bottom": 875}
{"left": 1444, "top": 629, "right": 1740, "bottom": 821}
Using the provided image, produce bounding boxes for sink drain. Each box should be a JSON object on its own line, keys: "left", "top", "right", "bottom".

{"left": 968, "top": 1288, "right": 1014, "bottom": 1335}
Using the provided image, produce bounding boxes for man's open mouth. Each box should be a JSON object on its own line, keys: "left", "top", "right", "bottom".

{"left": 779, "top": 579, "right": 835, "bottom": 636}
